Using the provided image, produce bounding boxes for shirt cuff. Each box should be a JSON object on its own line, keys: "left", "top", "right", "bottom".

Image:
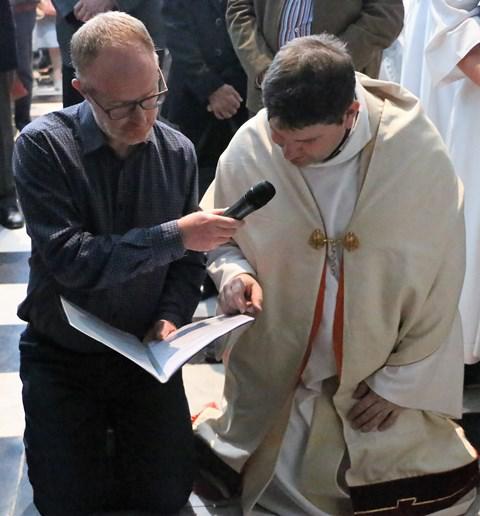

{"left": 150, "top": 220, "right": 185, "bottom": 263}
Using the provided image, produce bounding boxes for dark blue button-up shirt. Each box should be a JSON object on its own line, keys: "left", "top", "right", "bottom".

{"left": 14, "top": 101, "right": 206, "bottom": 353}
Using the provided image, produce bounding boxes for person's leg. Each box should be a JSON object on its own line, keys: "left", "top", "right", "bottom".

{"left": 108, "top": 360, "right": 196, "bottom": 514}
{"left": 13, "top": 8, "right": 36, "bottom": 131}
{"left": 0, "top": 71, "right": 23, "bottom": 228}
{"left": 48, "top": 47, "right": 62, "bottom": 90}
{"left": 0, "top": 72, "right": 15, "bottom": 199}
{"left": 20, "top": 330, "right": 113, "bottom": 516}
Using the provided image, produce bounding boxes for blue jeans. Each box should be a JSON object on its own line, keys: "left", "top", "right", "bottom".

{"left": 20, "top": 327, "right": 195, "bottom": 516}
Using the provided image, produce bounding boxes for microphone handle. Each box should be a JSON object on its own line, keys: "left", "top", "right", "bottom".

{"left": 223, "top": 200, "right": 256, "bottom": 220}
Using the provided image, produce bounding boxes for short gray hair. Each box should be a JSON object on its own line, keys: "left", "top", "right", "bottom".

{"left": 70, "top": 12, "right": 157, "bottom": 78}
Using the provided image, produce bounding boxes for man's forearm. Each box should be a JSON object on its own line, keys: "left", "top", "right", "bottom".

{"left": 226, "top": 0, "right": 274, "bottom": 79}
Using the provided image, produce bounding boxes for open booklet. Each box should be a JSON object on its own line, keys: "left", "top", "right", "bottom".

{"left": 61, "top": 297, "right": 254, "bottom": 383}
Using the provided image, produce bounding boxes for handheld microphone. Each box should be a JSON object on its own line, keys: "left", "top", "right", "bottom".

{"left": 223, "top": 181, "right": 276, "bottom": 220}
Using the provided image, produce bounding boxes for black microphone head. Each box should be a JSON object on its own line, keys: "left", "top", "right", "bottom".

{"left": 245, "top": 181, "right": 276, "bottom": 209}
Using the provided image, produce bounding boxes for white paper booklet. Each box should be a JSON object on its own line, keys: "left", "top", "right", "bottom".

{"left": 61, "top": 297, "right": 254, "bottom": 383}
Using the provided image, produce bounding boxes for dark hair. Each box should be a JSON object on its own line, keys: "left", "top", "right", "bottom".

{"left": 262, "top": 34, "right": 356, "bottom": 129}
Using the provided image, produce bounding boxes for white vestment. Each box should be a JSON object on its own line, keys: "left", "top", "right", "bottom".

{"left": 400, "top": 0, "right": 458, "bottom": 140}
{"left": 426, "top": 0, "right": 480, "bottom": 363}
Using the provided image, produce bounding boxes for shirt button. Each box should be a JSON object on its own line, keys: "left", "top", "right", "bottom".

{"left": 215, "top": 17, "right": 223, "bottom": 27}
{"left": 294, "top": 28, "right": 300, "bottom": 34}
{"left": 214, "top": 48, "right": 223, "bottom": 57}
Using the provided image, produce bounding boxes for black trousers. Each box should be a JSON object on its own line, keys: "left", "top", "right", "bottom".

{"left": 20, "top": 328, "right": 195, "bottom": 516}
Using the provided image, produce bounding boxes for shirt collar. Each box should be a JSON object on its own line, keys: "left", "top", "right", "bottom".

{"left": 77, "top": 100, "right": 156, "bottom": 156}
{"left": 77, "top": 101, "right": 107, "bottom": 155}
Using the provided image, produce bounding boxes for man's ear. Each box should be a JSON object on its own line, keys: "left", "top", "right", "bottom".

{"left": 71, "top": 78, "right": 85, "bottom": 97}
{"left": 345, "top": 100, "right": 360, "bottom": 128}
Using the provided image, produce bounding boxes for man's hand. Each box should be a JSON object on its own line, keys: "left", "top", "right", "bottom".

{"left": 143, "top": 319, "right": 177, "bottom": 343}
{"left": 219, "top": 273, "right": 263, "bottom": 315}
{"left": 177, "top": 209, "right": 243, "bottom": 252}
{"left": 347, "top": 381, "right": 403, "bottom": 432}
{"left": 458, "top": 43, "right": 480, "bottom": 86}
{"left": 207, "top": 84, "right": 243, "bottom": 120}
{"left": 73, "top": 0, "right": 116, "bottom": 22}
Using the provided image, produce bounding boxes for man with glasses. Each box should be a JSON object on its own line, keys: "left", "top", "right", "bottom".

{"left": 13, "top": 12, "right": 241, "bottom": 515}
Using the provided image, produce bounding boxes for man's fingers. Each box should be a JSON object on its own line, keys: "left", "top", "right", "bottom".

{"left": 229, "top": 278, "right": 248, "bottom": 312}
{"left": 378, "top": 410, "right": 399, "bottom": 431}
{"left": 352, "top": 381, "right": 369, "bottom": 399}
{"left": 359, "top": 409, "right": 394, "bottom": 432}
{"left": 349, "top": 400, "right": 382, "bottom": 429}
{"left": 219, "top": 275, "right": 262, "bottom": 315}
{"left": 247, "top": 281, "right": 263, "bottom": 312}
{"left": 347, "top": 393, "right": 377, "bottom": 421}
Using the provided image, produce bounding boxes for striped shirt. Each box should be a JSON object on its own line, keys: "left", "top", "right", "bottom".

{"left": 278, "top": 0, "right": 314, "bottom": 48}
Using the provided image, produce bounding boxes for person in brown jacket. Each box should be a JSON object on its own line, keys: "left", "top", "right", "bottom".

{"left": 226, "top": 0, "right": 404, "bottom": 112}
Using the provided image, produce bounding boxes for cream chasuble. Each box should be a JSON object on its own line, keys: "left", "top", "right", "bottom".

{"left": 255, "top": 84, "right": 467, "bottom": 516}
{"left": 200, "top": 75, "right": 477, "bottom": 515}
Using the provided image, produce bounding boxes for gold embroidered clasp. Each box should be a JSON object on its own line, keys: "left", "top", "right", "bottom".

{"left": 309, "top": 229, "right": 328, "bottom": 249}
{"left": 308, "top": 229, "right": 360, "bottom": 251}
{"left": 343, "top": 231, "right": 360, "bottom": 252}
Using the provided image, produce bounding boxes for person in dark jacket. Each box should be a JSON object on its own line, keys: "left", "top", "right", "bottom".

{"left": 10, "top": 0, "right": 39, "bottom": 131}
{"left": 0, "top": 0, "right": 24, "bottom": 229}
{"left": 53, "top": 0, "right": 167, "bottom": 107}
{"left": 162, "top": 0, "right": 248, "bottom": 197}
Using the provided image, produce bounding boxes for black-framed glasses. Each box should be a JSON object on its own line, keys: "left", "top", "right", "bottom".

{"left": 88, "top": 69, "right": 168, "bottom": 120}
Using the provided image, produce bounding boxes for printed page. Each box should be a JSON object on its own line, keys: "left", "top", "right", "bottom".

{"left": 61, "top": 297, "right": 163, "bottom": 381}
{"left": 147, "top": 314, "right": 254, "bottom": 382}
{"left": 61, "top": 297, "right": 254, "bottom": 383}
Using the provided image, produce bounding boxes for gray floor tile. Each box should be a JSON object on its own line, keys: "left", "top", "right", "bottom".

{"left": 0, "top": 325, "right": 25, "bottom": 373}
{"left": 0, "top": 253, "right": 30, "bottom": 284}
{"left": 0, "top": 437, "right": 25, "bottom": 516}
{"left": 12, "top": 455, "right": 39, "bottom": 516}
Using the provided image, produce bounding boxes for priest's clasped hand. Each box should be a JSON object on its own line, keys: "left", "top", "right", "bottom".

{"left": 347, "top": 381, "right": 403, "bottom": 432}
{"left": 219, "top": 273, "right": 263, "bottom": 316}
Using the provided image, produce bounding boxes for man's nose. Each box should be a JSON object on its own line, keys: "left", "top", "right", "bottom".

{"left": 282, "top": 142, "right": 300, "bottom": 160}
{"left": 130, "top": 104, "right": 148, "bottom": 122}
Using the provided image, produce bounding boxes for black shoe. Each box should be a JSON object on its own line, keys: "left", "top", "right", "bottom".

{"left": 193, "top": 434, "right": 242, "bottom": 500}
{"left": 0, "top": 205, "right": 24, "bottom": 229}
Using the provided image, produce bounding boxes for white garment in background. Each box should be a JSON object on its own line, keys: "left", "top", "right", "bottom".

{"left": 426, "top": 0, "right": 480, "bottom": 363}
{"left": 400, "top": 0, "right": 458, "bottom": 140}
